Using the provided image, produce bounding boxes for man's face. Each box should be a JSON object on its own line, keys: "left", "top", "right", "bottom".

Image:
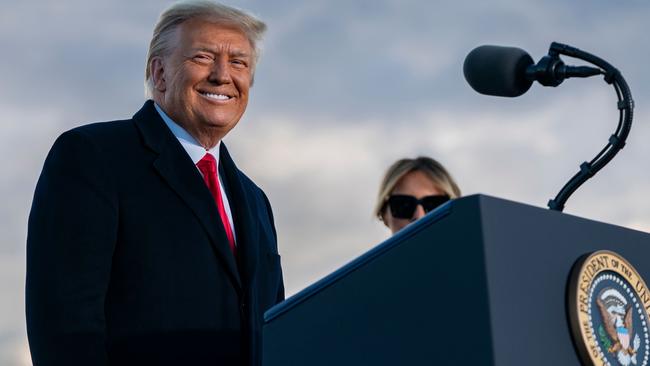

{"left": 153, "top": 18, "right": 253, "bottom": 146}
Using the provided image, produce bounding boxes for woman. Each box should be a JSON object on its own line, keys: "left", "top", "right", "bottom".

{"left": 375, "top": 156, "right": 461, "bottom": 234}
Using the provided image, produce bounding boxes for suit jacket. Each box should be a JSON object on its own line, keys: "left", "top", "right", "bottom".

{"left": 26, "top": 100, "right": 284, "bottom": 366}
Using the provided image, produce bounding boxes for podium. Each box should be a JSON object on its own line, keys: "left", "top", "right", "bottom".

{"left": 262, "top": 194, "right": 650, "bottom": 365}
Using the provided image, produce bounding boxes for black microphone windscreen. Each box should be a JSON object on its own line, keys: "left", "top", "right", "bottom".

{"left": 463, "top": 45, "right": 535, "bottom": 97}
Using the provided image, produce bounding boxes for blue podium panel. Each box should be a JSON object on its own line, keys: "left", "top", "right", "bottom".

{"left": 478, "top": 196, "right": 650, "bottom": 365}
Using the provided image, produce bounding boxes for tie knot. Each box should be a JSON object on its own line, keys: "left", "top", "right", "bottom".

{"left": 197, "top": 153, "right": 217, "bottom": 173}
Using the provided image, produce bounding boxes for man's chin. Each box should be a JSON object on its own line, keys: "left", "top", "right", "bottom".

{"left": 201, "top": 118, "right": 239, "bottom": 134}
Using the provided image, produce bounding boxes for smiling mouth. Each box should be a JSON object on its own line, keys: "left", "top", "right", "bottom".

{"left": 199, "top": 92, "right": 233, "bottom": 101}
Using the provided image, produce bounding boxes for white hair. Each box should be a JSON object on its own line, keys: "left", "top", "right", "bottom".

{"left": 144, "top": 0, "right": 267, "bottom": 98}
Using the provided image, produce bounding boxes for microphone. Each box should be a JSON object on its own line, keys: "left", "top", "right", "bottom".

{"left": 463, "top": 45, "right": 602, "bottom": 97}
{"left": 462, "top": 42, "right": 634, "bottom": 213}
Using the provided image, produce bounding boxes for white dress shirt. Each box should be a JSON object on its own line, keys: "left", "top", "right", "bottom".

{"left": 154, "top": 103, "right": 237, "bottom": 243}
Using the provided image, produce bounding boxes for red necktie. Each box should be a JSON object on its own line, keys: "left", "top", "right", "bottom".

{"left": 197, "top": 153, "right": 236, "bottom": 255}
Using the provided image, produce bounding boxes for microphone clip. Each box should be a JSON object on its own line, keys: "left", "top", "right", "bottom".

{"left": 525, "top": 45, "right": 603, "bottom": 88}
{"left": 525, "top": 54, "right": 566, "bottom": 87}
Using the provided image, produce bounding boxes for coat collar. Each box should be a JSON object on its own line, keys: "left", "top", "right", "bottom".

{"left": 219, "top": 143, "right": 260, "bottom": 290}
{"left": 132, "top": 100, "right": 259, "bottom": 293}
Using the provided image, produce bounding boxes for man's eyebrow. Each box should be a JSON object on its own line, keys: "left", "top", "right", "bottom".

{"left": 229, "top": 50, "right": 250, "bottom": 58}
{"left": 191, "top": 47, "right": 251, "bottom": 58}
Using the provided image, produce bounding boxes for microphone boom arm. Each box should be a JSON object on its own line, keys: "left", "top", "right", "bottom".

{"left": 546, "top": 42, "right": 634, "bottom": 211}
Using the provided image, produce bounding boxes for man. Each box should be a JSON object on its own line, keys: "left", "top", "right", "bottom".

{"left": 26, "top": 2, "right": 284, "bottom": 365}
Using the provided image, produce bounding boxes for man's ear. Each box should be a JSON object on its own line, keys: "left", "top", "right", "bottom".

{"left": 150, "top": 57, "right": 166, "bottom": 92}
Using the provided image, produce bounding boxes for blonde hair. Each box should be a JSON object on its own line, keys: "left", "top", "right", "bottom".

{"left": 374, "top": 156, "right": 461, "bottom": 220}
{"left": 144, "top": 0, "right": 267, "bottom": 98}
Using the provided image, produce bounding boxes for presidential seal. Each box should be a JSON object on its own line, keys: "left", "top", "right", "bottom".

{"left": 569, "top": 250, "right": 650, "bottom": 366}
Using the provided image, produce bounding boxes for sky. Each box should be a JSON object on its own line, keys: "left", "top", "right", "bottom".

{"left": 1, "top": 0, "right": 649, "bottom": 364}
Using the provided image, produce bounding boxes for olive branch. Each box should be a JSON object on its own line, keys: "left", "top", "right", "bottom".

{"left": 598, "top": 324, "right": 612, "bottom": 351}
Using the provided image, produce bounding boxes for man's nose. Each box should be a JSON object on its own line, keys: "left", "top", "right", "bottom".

{"left": 208, "top": 60, "right": 232, "bottom": 84}
{"left": 410, "top": 204, "right": 426, "bottom": 222}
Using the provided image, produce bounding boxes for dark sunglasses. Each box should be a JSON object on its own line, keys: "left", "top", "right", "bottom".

{"left": 386, "top": 194, "right": 450, "bottom": 219}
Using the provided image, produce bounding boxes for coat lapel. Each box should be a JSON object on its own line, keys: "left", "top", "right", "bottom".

{"left": 219, "top": 143, "right": 259, "bottom": 291}
{"left": 133, "top": 101, "right": 242, "bottom": 292}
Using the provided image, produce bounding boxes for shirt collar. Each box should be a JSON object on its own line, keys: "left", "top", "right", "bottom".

{"left": 154, "top": 102, "right": 220, "bottom": 164}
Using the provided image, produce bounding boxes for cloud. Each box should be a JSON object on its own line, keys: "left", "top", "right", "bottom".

{"left": 0, "top": 257, "right": 29, "bottom": 366}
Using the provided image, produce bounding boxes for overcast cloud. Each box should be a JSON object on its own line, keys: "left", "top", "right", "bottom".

{"left": 1, "top": 0, "right": 649, "bottom": 363}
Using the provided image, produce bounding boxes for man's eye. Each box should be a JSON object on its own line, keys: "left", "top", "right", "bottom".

{"left": 193, "top": 55, "right": 213, "bottom": 63}
{"left": 231, "top": 59, "right": 247, "bottom": 68}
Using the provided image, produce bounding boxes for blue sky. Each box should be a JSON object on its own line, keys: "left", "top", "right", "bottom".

{"left": 1, "top": 0, "right": 649, "bottom": 364}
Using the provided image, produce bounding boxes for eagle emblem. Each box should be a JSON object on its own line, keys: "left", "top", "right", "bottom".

{"left": 597, "top": 288, "right": 641, "bottom": 365}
